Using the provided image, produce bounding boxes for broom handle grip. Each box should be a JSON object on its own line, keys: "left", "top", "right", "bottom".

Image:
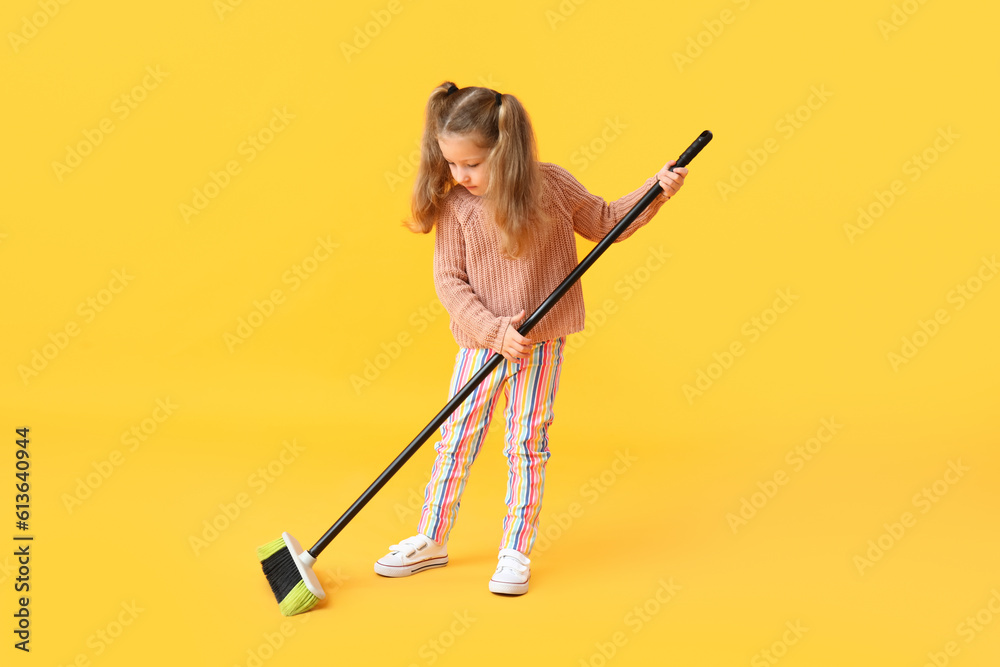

{"left": 309, "top": 130, "right": 713, "bottom": 557}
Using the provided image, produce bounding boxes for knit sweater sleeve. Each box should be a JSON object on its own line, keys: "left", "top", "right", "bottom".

{"left": 550, "top": 165, "right": 669, "bottom": 243}
{"left": 433, "top": 201, "right": 511, "bottom": 351}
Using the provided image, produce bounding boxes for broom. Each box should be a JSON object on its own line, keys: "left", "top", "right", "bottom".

{"left": 258, "top": 130, "right": 713, "bottom": 616}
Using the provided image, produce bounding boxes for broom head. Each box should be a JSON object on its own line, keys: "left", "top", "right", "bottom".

{"left": 257, "top": 532, "right": 326, "bottom": 616}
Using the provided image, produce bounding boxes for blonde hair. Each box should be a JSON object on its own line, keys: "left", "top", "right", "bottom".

{"left": 404, "top": 81, "right": 550, "bottom": 260}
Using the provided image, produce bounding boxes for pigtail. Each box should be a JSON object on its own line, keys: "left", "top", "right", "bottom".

{"left": 405, "top": 81, "right": 458, "bottom": 234}
{"left": 486, "top": 93, "right": 550, "bottom": 259}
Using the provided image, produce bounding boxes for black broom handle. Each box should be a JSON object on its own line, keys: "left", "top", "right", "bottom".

{"left": 309, "top": 130, "right": 713, "bottom": 557}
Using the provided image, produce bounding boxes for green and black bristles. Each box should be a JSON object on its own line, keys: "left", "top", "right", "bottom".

{"left": 257, "top": 536, "right": 323, "bottom": 616}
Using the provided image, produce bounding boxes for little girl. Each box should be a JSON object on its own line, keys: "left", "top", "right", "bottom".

{"left": 374, "top": 82, "right": 688, "bottom": 595}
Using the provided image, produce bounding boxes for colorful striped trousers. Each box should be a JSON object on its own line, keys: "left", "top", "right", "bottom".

{"left": 417, "top": 336, "right": 567, "bottom": 554}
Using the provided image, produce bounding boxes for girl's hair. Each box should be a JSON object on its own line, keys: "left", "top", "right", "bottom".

{"left": 404, "top": 81, "right": 551, "bottom": 260}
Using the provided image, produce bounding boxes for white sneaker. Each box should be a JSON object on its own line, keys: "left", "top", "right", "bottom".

{"left": 489, "top": 548, "right": 530, "bottom": 595}
{"left": 374, "top": 534, "right": 448, "bottom": 577}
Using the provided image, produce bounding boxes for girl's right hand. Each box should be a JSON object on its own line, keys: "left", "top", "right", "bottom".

{"left": 498, "top": 309, "right": 532, "bottom": 362}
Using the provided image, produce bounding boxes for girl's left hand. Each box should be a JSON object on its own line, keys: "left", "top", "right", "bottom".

{"left": 656, "top": 160, "right": 688, "bottom": 199}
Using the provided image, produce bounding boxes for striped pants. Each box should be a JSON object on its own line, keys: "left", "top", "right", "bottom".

{"left": 417, "top": 336, "right": 566, "bottom": 554}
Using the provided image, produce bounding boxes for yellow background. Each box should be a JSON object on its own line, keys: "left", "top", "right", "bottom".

{"left": 3, "top": 0, "right": 998, "bottom": 664}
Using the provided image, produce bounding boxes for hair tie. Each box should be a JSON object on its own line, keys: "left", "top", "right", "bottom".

{"left": 445, "top": 83, "right": 458, "bottom": 96}
{"left": 495, "top": 91, "right": 502, "bottom": 107}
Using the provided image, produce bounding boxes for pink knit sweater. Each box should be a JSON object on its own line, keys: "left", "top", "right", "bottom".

{"left": 433, "top": 161, "right": 669, "bottom": 351}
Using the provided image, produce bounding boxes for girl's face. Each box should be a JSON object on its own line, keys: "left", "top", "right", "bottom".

{"left": 438, "top": 133, "right": 490, "bottom": 196}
